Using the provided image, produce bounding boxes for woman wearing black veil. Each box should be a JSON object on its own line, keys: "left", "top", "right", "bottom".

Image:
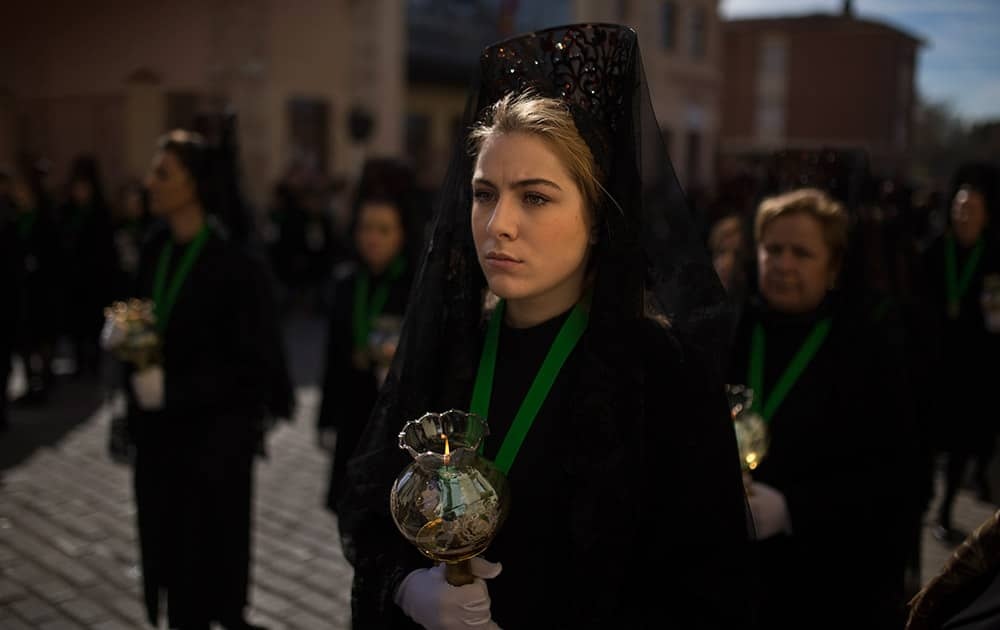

{"left": 123, "top": 126, "right": 293, "bottom": 630}
{"left": 338, "top": 24, "right": 754, "bottom": 628}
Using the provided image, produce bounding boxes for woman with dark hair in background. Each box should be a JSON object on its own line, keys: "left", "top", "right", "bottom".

{"left": 10, "top": 154, "right": 59, "bottom": 404}
{"left": 55, "top": 154, "right": 117, "bottom": 377}
{"left": 316, "top": 157, "right": 419, "bottom": 517}
{"left": 121, "top": 128, "right": 293, "bottom": 630}
{"left": 922, "top": 161, "right": 1000, "bottom": 544}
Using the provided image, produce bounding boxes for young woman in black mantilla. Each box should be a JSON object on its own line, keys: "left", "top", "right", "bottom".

{"left": 337, "top": 24, "right": 756, "bottom": 629}
{"left": 125, "top": 129, "right": 292, "bottom": 630}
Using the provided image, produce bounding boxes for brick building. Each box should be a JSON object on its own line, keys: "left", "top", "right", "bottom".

{"left": 719, "top": 1, "right": 924, "bottom": 180}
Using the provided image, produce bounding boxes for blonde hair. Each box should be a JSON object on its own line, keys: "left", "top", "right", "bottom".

{"left": 755, "top": 187, "right": 849, "bottom": 269}
{"left": 467, "top": 91, "right": 603, "bottom": 214}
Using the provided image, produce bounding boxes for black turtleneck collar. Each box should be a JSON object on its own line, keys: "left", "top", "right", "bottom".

{"left": 751, "top": 291, "right": 837, "bottom": 329}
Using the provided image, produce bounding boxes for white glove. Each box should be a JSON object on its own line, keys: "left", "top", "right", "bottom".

{"left": 747, "top": 481, "right": 792, "bottom": 540}
{"left": 394, "top": 557, "right": 502, "bottom": 629}
{"left": 131, "top": 366, "right": 165, "bottom": 411}
{"left": 100, "top": 316, "right": 128, "bottom": 351}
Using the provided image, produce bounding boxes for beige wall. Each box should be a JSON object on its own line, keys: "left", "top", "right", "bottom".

{"left": 0, "top": 0, "right": 406, "bottom": 208}
{"left": 268, "top": 0, "right": 354, "bottom": 196}
{"left": 405, "top": 85, "right": 468, "bottom": 188}
{"left": 575, "top": 0, "right": 722, "bottom": 190}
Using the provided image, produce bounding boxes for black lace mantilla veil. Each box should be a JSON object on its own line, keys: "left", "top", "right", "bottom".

{"left": 340, "top": 23, "right": 750, "bottom": 624}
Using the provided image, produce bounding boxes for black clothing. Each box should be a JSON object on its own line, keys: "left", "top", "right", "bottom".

{"left": 346, "top": 312, "right": 754, "bottom": 628}
{"left": 110, "top": 217, "right": 150, "bottom": 301}
{"left": 317, "top": 261, "right": 411, "bottom": 512}
{"left": 919, "top": 235, "right": 1000, "bottom": 454}
{"left": 728, "top": 293, "right": 918, "bottom": 628}
{"left": 13, "top": 208, "right": 60, "bottom": 398}
{"left": 268, "top": 201, "right": 345, "bottom": 307}
{"left": 1, "top": 214, "right": 22, "bottom": 428}
{"left": 54, "top": 199, "right": 118, "bottom": 374}
{"left": 918, "top": 234, "right": 1000, "bottom": 532}
{"left": 126, "top": 221, "right": 292, "bottom": 628}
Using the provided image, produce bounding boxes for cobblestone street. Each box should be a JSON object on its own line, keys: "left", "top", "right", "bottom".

{"left": 1, "top": 383, "right": 352, "bottom": 630}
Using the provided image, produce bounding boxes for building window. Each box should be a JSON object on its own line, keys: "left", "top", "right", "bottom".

{"left": 690, "top": 6, "right": 707, "bottom": 60}
{"left": 288, "top": 98, "right": 330, "bottom": 173}
{"left": 755, "top": 35, "right": 788, "bottom": 143}
{"left": 662, "top": 1, "right": 677, "bottom": 51}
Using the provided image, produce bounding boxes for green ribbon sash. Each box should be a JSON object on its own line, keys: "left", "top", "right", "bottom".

{"left": 749, "top": 317, "right": 832, "bottom": 422}
{"left": 945, "top": 234, "right": 985, "bottom": 319}
{"left": 152, "top": 225, "right": 210, "bottom": 334}
{"left": 471, "top": 298, "right": 589, "bottom": 475}
{"left": 352, "top": 256, "right": 406, "bottom": 350}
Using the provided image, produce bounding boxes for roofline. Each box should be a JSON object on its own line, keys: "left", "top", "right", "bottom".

{"left": 723, "top": 13, "right": 926, "bottom": 47}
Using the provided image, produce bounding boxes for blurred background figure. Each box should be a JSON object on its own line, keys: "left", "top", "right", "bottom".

{"left": 266, "top": 164, "right": 346, "bottom": 315}
{"left": 726, "top": 187, "right": 919, "bottom": 628}
{"left": 122, "top": 125, "right": 292, "bottom": 630}
{"left": 919, "top": 161, "right": 1000, "bottom": 545}
{"left": 709, "top": 213, "right": 750, "bottom": 295}
{"left": 316, "top": 157, "right": 420, "bottom": 518}
{"left": 110, "top": 177, "right": 152, "bottom": 301}
{"left": 10, "top": 154, "right": 59, "bottom": 405}
{"left": 54, "top": 154, "right": 117, "bottom": 379}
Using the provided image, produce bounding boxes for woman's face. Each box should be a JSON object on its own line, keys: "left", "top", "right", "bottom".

{"left": 356, "top": 201, "right": 405, "bottom": 274}
{"left": 951, "top": 187, "right": 988, "bottom": 246}
{"left": 757, "top": 213, "right": 835, "bottom": 314}
{"left": 145, "top": 150, "right": 197, "bottom": 216}
{"left": 471, "top": 132, "right": 592, "bottom": 317}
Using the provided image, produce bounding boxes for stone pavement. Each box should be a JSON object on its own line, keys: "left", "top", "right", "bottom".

{"left": 1, "top": 311, "right": 998, "bottom": 628}
{"left": 1, "top": 383, "right": 352, "bottom": 630}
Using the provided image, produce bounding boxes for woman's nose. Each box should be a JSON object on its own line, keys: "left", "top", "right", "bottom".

{"left": 487, "top": 194, "right": 518, "bottom": 240}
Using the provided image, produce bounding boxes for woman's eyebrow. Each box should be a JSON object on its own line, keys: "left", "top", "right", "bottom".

{"left": 471, "top": 177, "right": 563, "bottom": 191}
{"left": 511, "top": 178, "right": 562, "bottom": 191}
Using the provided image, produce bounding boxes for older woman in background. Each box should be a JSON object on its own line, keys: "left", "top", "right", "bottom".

{"left": 727, "top": 187, "right": 920, "bottom": 629}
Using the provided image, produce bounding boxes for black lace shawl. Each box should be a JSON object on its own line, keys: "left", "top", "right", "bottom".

{"left": 338, "top": 23, "right": 754, "bottom": 627}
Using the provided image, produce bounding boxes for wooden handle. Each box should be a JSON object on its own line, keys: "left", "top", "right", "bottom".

{"left": 445, "top": 559, "right": 474, "bottom": 586}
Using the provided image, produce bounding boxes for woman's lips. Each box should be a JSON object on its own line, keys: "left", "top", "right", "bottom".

{"left": 484, "top": 251, "right": 522, "bottom": 271}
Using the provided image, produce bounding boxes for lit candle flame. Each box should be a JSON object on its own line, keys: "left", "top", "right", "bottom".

{"left": 442, "top": 433, "right": 450, "bottom": 465}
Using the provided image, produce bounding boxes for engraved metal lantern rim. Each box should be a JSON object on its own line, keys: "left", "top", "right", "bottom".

{"left": 397, "top": 409, "right": 490, "bottom": 461}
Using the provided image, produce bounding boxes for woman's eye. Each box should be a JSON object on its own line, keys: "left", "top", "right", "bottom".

{"left": 524, "top": 192, "right": 548, "bottom": 206}
{"left": 473, "top": 190, "right": 495, "bottom": 204}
